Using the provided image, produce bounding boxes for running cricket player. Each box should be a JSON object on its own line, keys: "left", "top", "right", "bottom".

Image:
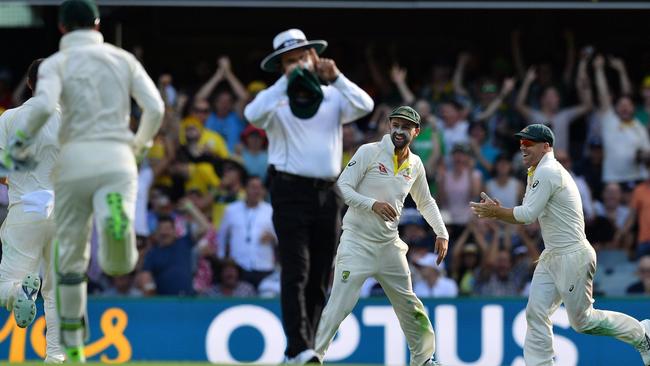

{"left": 8, "top": 0, "right": 164, "bottom": 361}
{"left": 0, "top": 59, "right": 64, "bottom": 363}
{"left": 313, "top": 106, "right": 448, "bottom": 366}
{"left": 470, "top": 124, "right": 650, "bottom": 366}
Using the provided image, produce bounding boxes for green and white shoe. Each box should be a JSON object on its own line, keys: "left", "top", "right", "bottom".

{"left": 13, "top": 273, "right": 40, "bottom": 328}
{"left": 65, "top": 346, "right": 86, "bottom": 363}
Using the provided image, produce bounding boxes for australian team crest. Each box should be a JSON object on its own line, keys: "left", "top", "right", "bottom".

{"left": 341, "top": 270, "right": 350, "bottom": 283}
{"left": 378, "top": 163, "right": 388, "bottom": 175}
{"left": 402, "top": 166, "right": 412, "bottom": 181}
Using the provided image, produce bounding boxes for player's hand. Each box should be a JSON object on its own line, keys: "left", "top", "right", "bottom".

{"left": 311, "top": 48, "right": 340, "bottom": 83}
{"left": 132, "top": 140, "right": 152, "bottom": 165}
{"left": 7, "top": 130, "right": 36, "bottom": 171}
{"left": 372, "top": 201, "right": 397, "bottom": 222}
{"left": 434, "top": 237, "right": 448, "bottom": 265}
{"left": 470, "top": 193, "right": 500, "bottom": 219}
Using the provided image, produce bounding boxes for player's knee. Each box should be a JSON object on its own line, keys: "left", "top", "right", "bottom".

{"left": 570, "top": 316, "right": 593, "bottom": 334}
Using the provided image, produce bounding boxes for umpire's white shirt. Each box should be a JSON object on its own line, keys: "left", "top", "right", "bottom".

{"left": 0, "top": 98, "right": 59, "bottom": 209}
{"left": 337, "top": 134, "right": 448, "bottom": 243}
{"left": 244, "top": 74, "right": 374, "bottom": 179}
{"left": 513, "top": 151, "right": 587, "bottom": 249}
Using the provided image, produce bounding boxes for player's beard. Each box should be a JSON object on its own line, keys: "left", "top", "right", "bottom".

{"left": 391, "top": 128, "right": 412, "bottom": 149}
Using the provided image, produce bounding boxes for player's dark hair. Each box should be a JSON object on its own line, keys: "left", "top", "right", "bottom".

{"left": 27, "top": 58, "right": 44, "bottom": 92}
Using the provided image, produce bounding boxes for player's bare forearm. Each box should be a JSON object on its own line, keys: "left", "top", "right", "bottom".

{"left": 493, "top": 206, "right": 524, "bottom": 224}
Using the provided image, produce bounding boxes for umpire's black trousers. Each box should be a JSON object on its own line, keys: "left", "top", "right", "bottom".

{"left": 269, "top": 168, "right": 342, "bottom": 358}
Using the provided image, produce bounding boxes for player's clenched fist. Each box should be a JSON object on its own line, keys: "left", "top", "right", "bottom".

{"left": 372, "top": 201, "right": 397, "bottom": 222}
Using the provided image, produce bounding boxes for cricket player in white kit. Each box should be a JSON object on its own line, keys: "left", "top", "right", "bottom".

{"left": 8, "top": 0, "right": 164, "bottom": 362}
{"left": 470, "top": 124, "right": 650, "bottom": 366}
{"left": 313, "top": 106, "right": 449, "bottom": 366}
{"left": 0, "top": 59, "right": 65, "bottom": 363}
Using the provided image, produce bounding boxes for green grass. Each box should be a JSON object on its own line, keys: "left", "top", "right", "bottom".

{"left": 10, "top": 364, "right": 386, "bottom": 366}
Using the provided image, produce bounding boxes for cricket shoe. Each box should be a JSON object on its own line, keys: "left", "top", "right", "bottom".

{"left": 283, "top": 349, "right": 319, "bottom": 365}
{"left": 13, "top": 273, "right": 40, "bottom": 328}
{"left": 66, "top": 345, "right": 86, "bottom": 363}
{"left": 424, "top": 357, "right": 443, "bottom": 366}
{"left": 638, "top": 319, "right": 650, "bottom": 366}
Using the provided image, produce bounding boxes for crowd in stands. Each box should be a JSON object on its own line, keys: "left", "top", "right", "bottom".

{"left": 1, "top": 30, "right": 649, "bottom": 299}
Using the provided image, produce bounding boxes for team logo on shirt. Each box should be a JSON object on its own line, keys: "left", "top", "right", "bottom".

{"left": 341, "top": 270, "right": 350, "bottom": 283}
{"left": 378, "top": 163, "right": 388, "bottom": 175}
{"left": 402, "top": 167, "right": 412, "bottom": 181}
{"left": 532, "top": 180, "right": 539, "bottom": 188}
{"left": 347, "top": 160, "right": 356, "bottom": 167}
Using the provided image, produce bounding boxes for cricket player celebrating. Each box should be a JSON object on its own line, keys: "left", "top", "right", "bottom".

{"left": 313, "top": 106, "right": 448, "bottom": 366}
{"left": 8, "top": 0, "right": 164, "bottom": 362}
{"left": 0, "top": 58, "right": 64, "bottom": 363}
{"left": 470, "top": 124, "right": 650, "bottom": 366}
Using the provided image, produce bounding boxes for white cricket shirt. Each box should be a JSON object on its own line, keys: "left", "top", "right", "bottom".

{"left": 244, "top": 74, "right": 374, "bottom": 178}
{"left": 0, "top": 98, "right": 59, "bottom": 207}
{"left": 23, "top": 29, "right": 164, "bottom": 178}
{"left": 337, "top": 134, "right": 449, "bottom": 243}
{"left": 513, "top": 151, "right": 587, "bottom": 249}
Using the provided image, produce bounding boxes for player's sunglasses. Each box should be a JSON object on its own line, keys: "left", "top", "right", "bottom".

{"left": 520, "top": 139, "right": 539, "bottom": 147}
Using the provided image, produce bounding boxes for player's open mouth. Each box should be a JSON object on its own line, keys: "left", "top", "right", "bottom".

{"left": 393, "top": 134, "right": 405, "bottom": 142}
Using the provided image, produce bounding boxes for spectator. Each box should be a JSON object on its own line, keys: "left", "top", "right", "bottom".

{"left": 341, "top": 123, "right": 363, "bottom": 168}
{"left": 410, "top": 99, "right": 444, "bottom": 180}
{"left": 438, "top": 99, "right": 470, "bottom": 163}
{"left": 634, "top": 76, "right": 650, "bottom": 126}
{"left": 469, "top": 121, "right": 502, "bottom": 181}
{"left": 237, "top": 125, "right": 269, "bottom": 182}
{"left": 102, "top": 273, "right": 142, "bottom": 297}
{"left": 619, "top": 159, "right": 650, "bottom": 258}
{"left": 576, "top": 137, "right": 605, "bottom": 201}
{"left": 594, "top": 183, "right": 630, "bottom": 242}
{"left": 218, "top": 176, "right": 276, "bottom": 287}
{"left": 137, "top": 215, "right": 196, "bottom": 296}
{"left": 195, "top": 56, "right": 250, "bottom": 153}
{"left": 626, "top": 256, "right": 650, "bottom": 295}
{"left": 485, "top": 154, "right": 524, "bottom": 210}
{"left": 436, "top": 143, "right": 482, "bottom": 242}
{"left": 593, "top": 54, "right": 650, "bottom": 184}
{"left": 210, "top": 159, "right": 246, "bottom": 228}
{"left": 515, "top": 59, "right": 592, "bottom": 154}
{"left": 413, "top": 253, "right": 459, "bottom": 298}
{"left": 206, "top": 259, "right": 257, "bottom": 297}
{"left": 556, "top": 149, "right": 595, "bottom": 222}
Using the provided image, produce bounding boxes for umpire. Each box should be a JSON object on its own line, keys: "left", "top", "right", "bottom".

{"left": 244, "top": 29, "right": 374, "bottom": 363}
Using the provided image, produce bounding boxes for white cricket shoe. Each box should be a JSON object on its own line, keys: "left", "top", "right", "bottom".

{"left": 13, "top": 273, "right": 40, "bottom": 328}
{"left": 638, "top": 319, "right": 650, "bottom": 366}
{"left": 283, "top": 349, "right": 320, "bottom": 365}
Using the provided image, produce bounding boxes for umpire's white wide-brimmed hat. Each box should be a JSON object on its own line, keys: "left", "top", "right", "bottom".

{"left": 260, "top": 28, "right": 328, "bottom": 72}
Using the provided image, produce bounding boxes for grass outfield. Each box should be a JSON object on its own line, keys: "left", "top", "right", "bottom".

{"left": 18, "top": 363, "right": 219, "bottom": 366}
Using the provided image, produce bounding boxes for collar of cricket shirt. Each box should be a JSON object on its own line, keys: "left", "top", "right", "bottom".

{"left": 380, "top": 134, "right": 412, "bottom": 175}
{"left": 60, "top": 29, "right": 104, "bottom": 50}
{"left": 527, "top": 150, "right": 555, "bottom": 177}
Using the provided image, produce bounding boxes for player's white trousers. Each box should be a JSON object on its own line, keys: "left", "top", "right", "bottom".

{"left": 0, "top": 205, "right": 64, "bottom": 362}
{"left": 524, "top": 241, "right": 646, "bottom": 366}
{"left": 315, "top": 230, "right": 435, "bottom": 366}
{"left": 53, "top": 141, "right": 138, "bottom": 347}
